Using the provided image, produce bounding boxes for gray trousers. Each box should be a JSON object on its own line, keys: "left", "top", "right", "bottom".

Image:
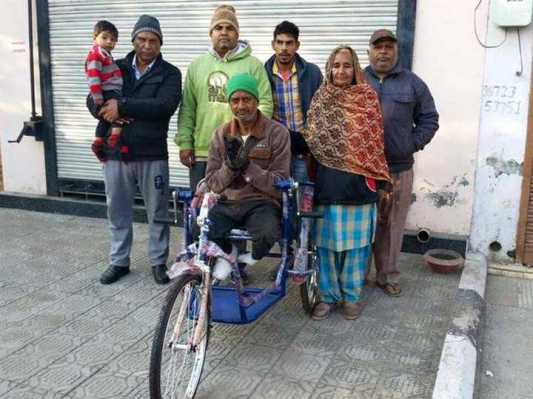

{"left": 189, "top": 161, "right": 207, "bottom": 193}
{"left": 373, "top": 168, "right": 414, "bottom": 284}
{"left": 103, "top": 160, "right": 170, "bottom": 269}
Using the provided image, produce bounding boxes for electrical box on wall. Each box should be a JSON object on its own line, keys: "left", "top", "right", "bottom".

{"left": 491, "top": 0, "right": 533, "bottom": 27}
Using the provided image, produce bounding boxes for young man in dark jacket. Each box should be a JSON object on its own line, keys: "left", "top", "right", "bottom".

{"left": 364, "top": 29, "right": 439, "bottom": 296}
{"left": 264, "top": 21, "right": 322, "bottom": 280}
{"left": 264, "top": 20, "right": 322, "bottom": 183}
{"left": 88, "top": 15, "right": 182, "bottom": 285}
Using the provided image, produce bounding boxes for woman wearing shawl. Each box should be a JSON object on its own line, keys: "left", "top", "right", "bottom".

{"left": 303, "top": 45, "right": 391, "bottom": 320}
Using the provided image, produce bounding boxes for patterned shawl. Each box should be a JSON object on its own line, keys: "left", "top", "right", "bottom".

{"left": 302, "top": 46, "right": 390, "bottom": 182}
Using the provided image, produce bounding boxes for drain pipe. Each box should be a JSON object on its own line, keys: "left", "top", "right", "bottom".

{"left": 9, "top": 0, "right": 43, "bottom": 143}
{"left": 28, "top": 0, "right": 36, "bottom": 120}
{"left": 417, "top": 228, "right": 431, "bottom": 244}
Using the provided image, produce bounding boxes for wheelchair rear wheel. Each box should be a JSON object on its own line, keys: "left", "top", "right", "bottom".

{"left": 149, "top": 273, "right": 210, "bottom": 399}
{"left": 300, "top": 246, "right": 320, "bottom": 315}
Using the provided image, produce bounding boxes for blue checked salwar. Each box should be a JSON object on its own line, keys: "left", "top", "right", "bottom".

{"left": 315, "top": 204, "right": 376, "bottom": 303}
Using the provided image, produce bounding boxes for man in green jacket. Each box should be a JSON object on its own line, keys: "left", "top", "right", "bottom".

{"left": 176, "top": 5, "right": 273, "bottom": 191}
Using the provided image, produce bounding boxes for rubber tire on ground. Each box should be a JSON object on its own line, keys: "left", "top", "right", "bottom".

{"left": 149, "top": 273, "right": 210, "bottom": 399}
{"left": 300, "top": 245, "right": 321, "bottom": 315}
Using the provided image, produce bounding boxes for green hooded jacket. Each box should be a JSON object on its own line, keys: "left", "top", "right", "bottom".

{"left": 175, "top": 41, "right": 273, "bottom": 158}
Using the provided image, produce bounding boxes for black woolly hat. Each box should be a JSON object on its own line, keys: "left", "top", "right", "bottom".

{"left": 131, "top": 15, "right": 163, "bottom": 44}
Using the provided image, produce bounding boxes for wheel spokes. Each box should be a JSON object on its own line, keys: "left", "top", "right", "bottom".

{"left": 162, "top": 282, "right": 206, "bottom": 399}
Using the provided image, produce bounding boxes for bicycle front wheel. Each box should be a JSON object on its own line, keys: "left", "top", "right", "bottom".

{"left": 149, "top": 273, "right": 210, "bottom": 399}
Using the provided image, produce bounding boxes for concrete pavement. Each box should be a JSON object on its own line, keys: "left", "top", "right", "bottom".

{"left": 475, "top": 274, "right": 533, "bottom": 399}
{"left": 432, "top": 253, "right": 487, "bottom": 399}
{"left": 0, "top": 208, "right": 460, "bottom": 398}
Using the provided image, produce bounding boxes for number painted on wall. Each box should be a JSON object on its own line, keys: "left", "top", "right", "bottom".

{"left": 482, "top": 85, "right": 521, "bottom": 115}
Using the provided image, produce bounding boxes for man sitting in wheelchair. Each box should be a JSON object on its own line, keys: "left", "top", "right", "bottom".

{"left": 200, "top": 73, "right": 291, "bottom": 280}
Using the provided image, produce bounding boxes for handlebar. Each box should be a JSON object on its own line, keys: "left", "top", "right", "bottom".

{"left": 177, "top": 190, "right": 193, "bottom": 203}
{"left": 274, "top": 178, "right": 315, "bottom": 191}
{"left": 174, "top": 179, "right": 313, "bottom": 206}
{"left": 273, "top": 178, "right": 296, "bottom": 191}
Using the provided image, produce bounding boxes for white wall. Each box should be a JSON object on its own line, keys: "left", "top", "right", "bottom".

{"left": 0, "top": 0, "right": 46, "bottom": 194}
{"left": 407, "top": 1, "right": 486, "bottom": 238}
{"left": 470, "top": 16, "right": 533, "bottom": 261}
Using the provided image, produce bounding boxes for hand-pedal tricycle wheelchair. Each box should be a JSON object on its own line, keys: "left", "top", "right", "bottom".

{"left": 149, "top": 178, "right": 322, "bottom": 399}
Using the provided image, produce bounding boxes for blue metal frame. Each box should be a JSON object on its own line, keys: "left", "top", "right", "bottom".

{"left": 177, "top": 179, "right": 299, "bottom": 324}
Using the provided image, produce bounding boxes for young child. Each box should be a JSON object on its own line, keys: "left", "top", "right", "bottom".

{"left": 85, "top": 20, "right": 124, "bottom": 162}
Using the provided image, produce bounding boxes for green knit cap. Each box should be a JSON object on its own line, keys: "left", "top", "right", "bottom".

{"left": 226, "top": 73, "right": 259, "bottom": 102}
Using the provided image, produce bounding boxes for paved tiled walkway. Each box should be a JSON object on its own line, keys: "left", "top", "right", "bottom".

{"left": 0, "top": 208, "right": 459, "bottom": 398}
{"left": 476, "top": 275, "right": 533, "bottom": 399}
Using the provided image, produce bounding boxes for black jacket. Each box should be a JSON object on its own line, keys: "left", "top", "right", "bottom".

{"left": 87, "top": 51, "right": 182, "bottom": 161}
{"left": 364, "top": 64, "right": 439, "bottom": 173}
{"left": 315, "top": 163, "right": 378, "bottom": 206}
{"left": 265, "top": 54, "right": 322, "bottom": 155}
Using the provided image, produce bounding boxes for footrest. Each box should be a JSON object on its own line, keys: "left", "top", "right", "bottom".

{"left": 211, "top": 286, "right": 284, "bottom": 324}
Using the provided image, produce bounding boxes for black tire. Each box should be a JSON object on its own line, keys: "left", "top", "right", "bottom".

{"left": 300, "top": 244, "right": 321, "bottom": 315}
{"left": 149, "top": 273, "right": 210, "bottom": 399}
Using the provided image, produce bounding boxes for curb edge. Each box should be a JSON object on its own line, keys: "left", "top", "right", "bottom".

{"left": 432, "top": 251, "right": 487, "bottom": 399}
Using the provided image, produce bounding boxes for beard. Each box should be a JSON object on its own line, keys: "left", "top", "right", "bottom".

{"left": 236, "top": 111, "right": 257, "bottom": 126}
{"left": 277, "top": 54, "right": 294, "bottom": 65}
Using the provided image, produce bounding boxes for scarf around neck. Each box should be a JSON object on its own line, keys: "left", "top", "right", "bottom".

{"left": 303, "top": 46, "right": 390, "bottom": 182}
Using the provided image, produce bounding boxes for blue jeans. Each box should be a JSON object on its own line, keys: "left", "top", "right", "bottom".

{"left": 189, "top": 161, "right": 207, "bottom": 193}
{"left": 289, "top": 156, "right": 310, "bottom": 243}
{"left": 291, "top": 156, "right": 309, "bottom": 184}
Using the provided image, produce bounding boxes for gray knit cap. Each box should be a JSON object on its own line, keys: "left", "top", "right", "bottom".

{"left": 131, "top": 15, "right": 163, "bottom": 44}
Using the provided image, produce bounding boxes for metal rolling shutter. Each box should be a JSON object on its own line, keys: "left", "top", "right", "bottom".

{"left": 48, "top": 0, "right": 398, "bottom": 188}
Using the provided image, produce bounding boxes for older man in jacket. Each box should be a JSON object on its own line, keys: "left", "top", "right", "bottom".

{"left": 364, "top": 29, "right": 439, "bottom": 296}
{"left": 203, "top": 73, "right": 290, "bottom": 280}
{"left": 88, "top": 15, "right": 182, "bottom": 285}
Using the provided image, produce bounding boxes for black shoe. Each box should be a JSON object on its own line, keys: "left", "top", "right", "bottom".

{"left": 100, "top": 266, "right": 130, "bottom": 285}
{"left": 152, "top": 264, "right": 170, "bottom": 285}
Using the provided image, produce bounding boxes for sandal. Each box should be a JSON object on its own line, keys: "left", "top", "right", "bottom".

{"left": 341, "top": 302, "right": 364, "bottom": 320}
{"left": 376, "top": 282, "right": 402, "bottom": 297}
{"left": 312, "top": 302, "right": 333, "bottom": 320}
